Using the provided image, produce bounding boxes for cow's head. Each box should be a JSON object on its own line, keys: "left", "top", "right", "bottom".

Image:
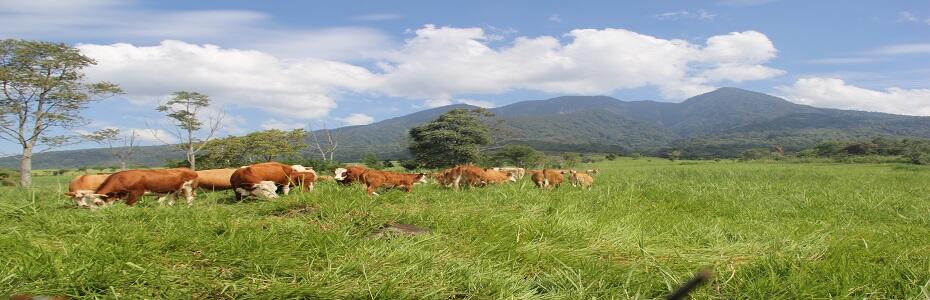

{"left": 65, "top": 190, "right": 104, "bottom": 208}
{"left": 333, "top": 168, "right": 348, "bottom": 181}
{"left": 505, "top": 171, "right": 517, "bottom": 182}
{"left": 236, "top": 181, "right": 278, "bottom": 199}
{"left": 414, "top": 173, "right": 428, "bottom": 184}
{"left": 291, "top": 165, "right": 317, "bottom": 176}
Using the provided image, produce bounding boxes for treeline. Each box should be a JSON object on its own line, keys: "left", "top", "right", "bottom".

{"left": 734, "top": 137, "right": 930, "bottom": 165}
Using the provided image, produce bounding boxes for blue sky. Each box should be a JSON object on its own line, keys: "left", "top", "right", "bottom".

{"left": 1, "top": 0, "right": 929, "bottom": 153}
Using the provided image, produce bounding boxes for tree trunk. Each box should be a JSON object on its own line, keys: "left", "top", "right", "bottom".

{"left": 188, "top": 149, "right": 197, "bottom": 170}
{"left": 120, "top": 160, "right": 127, "bottom": 170}
{"left": 19, "top": 145, "right": 33, "bottom": 188}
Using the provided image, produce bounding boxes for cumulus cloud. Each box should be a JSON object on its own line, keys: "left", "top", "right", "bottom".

{"left": 73, "top": 25, "right": 785, "bottom": 121}
{"left": 777, "top": 77, "right": 930, "bottom": 116}
{"left": 376, "top": 25, "right": 783, "bottom": 100}
{"left": 340, "top": 113, "right": 375, "bottom": 125}
{"left": 78, "top": 40, "right": 380, "bottom": 119}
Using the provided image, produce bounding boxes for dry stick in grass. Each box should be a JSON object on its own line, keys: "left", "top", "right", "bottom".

{"left": 665, "top": 269, "right": 713, "bottom": 300}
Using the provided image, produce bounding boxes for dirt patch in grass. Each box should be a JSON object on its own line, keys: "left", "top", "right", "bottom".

{"left": 370, "top": 223, "right": 432, "bottom": 238}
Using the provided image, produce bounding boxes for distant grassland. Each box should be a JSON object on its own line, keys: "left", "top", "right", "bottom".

{"left": 1, "top": 159, "right": 929, "bottom": 299}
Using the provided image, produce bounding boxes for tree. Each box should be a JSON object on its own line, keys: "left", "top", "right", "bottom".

{"left": 0, "top": 39, "right": 122, "bottom": 187}
{"left": 83, "top": 128, "right": 137, "bottom": 170}
{"left": 408, "top": 108, "right": 492, "bottom": 168}
{"left": 196, "top": 129, "right": 307, "bottom": 169}
{"left": 491, "top": 144, "right": 544, "bottom": 168}
{"left": 308, "top": 122, "right": 339, "bottom": 161}
{"left": 153, "top": 91, "right": 223, "bottom": 170}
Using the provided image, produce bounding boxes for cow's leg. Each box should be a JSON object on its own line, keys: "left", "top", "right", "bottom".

{"left": 181, "top": 180, "right": 195, "bottom": 206}
{"left": 234, "top": 188, "right": 243, "bottom": 202}
{"left": 282, "top": 184, "right": 290, "bottom": 196}
{"left": 157, "top": 193, "right": 170, "bottom": 205}
{"left": 452, "top": 174, "right": 462, "bottom": 191}
{"left": 125, "top": 190, "right": 145, "bottom": 206}
{"left": 366, "top": 184, "right": 379, "bottom": 196}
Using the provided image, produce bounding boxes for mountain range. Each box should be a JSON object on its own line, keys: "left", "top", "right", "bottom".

{"left": 3, "top": 87, "right": 929, "bottom": 169}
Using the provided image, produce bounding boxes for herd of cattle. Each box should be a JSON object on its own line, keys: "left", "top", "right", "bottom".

{"left": 62, "top": 161, "right": 598, "bottom": 208}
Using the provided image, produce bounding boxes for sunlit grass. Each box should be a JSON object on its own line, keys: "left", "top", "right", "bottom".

{"left": 1, "top": 158, "right": 929, "bottom": 298}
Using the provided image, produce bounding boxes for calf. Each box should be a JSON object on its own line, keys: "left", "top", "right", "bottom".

{"left": 530, "top": 169, "right": 566, "bottom": 189}
{"left": 569, "top": 170, "right": 594, "bottom": 190}
{"left": 360, "top": 170, "right": 427, "bottom": 195}
{"left": 482, "top": 168, "right": 518, "bottom": 185}
{"left": 64, "top": 174, "right": 110, "bottom": 208}
{"left": 230, "top": 162, "right": 311, "bottom": 201}
{"left": 195, "top": 168, "right": 237, "bottom": 191}
{"left": 89, "top": 168, "right": 198, "bottom": 206}
{"left": 333, "top": 166, "right": 367, "bottom": 185}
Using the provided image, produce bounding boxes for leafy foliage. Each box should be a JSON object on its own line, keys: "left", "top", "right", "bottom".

{"left": 155, "top": 91, "right": 223, "bottom": 170}
{"left": 195, "top": 129, "right": 307, "bottom": 169}
{"left": 489, "top": 144, "right": 544, "bottom": 168}
{"left": 0, "top": 39, "right": 122, "bottom": 186}
{"left": 408, "top": 108, "right": 492, "bottom": 168}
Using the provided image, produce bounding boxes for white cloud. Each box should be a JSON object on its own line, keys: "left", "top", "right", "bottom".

{"left": 260, "top": 119, "right": 306, "bottom": 130}
{"left": 777, "top": 77, "right": 930, "bottom": 116}
{"left": 549, "top": 14, "right": 562, "bottom": 23}
{"left": 869, "top": 43, "right": 930, "bottom": 55}
{"left": 340, "top": 113, "right": 375, "bottom": 125}
{"left": 77, "top": 40, "right": 380, "bottom": 120}
{"left": 458, "top": 99, "right": 496, "bottom": 108}
{"left": 377, "top": 25, "right": 783, "bottom": 100}
{"left": 70, "top": 25, "right": 784, "bottom": 120}
{"left": 654, "top": 9, "right": 716, "bottom": 21}
{"left": 349, "top": 13, "right": 401, "bottom": 21}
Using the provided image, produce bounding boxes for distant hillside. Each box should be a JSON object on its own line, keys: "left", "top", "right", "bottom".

{"left": 3, "top": 87, "right": 930, "bottom": 168}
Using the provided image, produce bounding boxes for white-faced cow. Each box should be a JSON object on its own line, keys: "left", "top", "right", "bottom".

{"left": 64, "top": 174, "right": 110, "bottom": 208}
{"left": 88, "top": 168, "right": 199, "bottom": 206}
{"left": 230, "top": 162, "right": 314, "bottom": 200}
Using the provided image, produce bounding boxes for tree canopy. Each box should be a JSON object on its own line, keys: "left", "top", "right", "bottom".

{"left": 0, "top": 39, "right": 122, "bottom": 186}
{"left": 408, "top": 108, "right": 492, "bottom": 168}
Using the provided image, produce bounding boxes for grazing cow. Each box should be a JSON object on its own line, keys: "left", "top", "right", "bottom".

{"left": 492, "top": 167, "right": 526, "bottom": 180}
{"left": 481, "top": 168, "right": 518, "bottom": 185}
{"left": 585, "top": 168, "right": 600, "bottom": 175}
{"left": 360, "top": 169, "right": 427, "bottom": 195}
{"left": 569, "top": 170, "right": 594, "bottom": 190}
{"left": 89, "top": 168, "right": 198, "bottom": 206}
{"left": 64, "top": 174, "right": 110, "bottom": 208}
{"left": 333, "top": 166, "right": 367, "bottom": 185}
{"left": 195, "top": 168, "right": 237, "bottom": 191}
{"left": 230, "top": 162, "right": 312, "bottom": 201}
{"left": 530, "top": 169, "right": 566, "bottom": 189}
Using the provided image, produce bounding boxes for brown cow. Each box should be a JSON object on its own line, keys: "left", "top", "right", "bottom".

{"left": 491, "top": 167, "right": 526, "bottom": 180}
{"left": 230, "top": 162, "right": 313, "bottom": 201}
{"left": 195, "top": 168, "right": 237, "bottom": 191}
{"left": 360, "top": 169, "right": 427, "bottom": 195}
{"left": 530, "top": 169, "right": 566, "bottom": 189}
{"left": 88, "top": 168, "right": 198, "bottom": 206}
{"left": 569, "top": 170, "right": 594, "bottom": 190}
{"left": 333, "top": 165, "right": 368, "bottom": 185}
{"left": 64, "top": 174, "right": 110, "bottom": 208}
{"left": 435, "top": 165, "right": 516, "bottom": 190}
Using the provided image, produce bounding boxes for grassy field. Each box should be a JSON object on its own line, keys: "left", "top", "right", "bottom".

{"left": 1, "top": 159, "right": 929, "bottom": 299}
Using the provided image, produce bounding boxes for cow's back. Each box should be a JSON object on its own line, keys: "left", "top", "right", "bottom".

{"left": 69, "top": 174, "right": 109, "bottom": 192}
{"left": 196, "top": 168, "right": 237, "bottom": 190}
{"left": 96, "top": 168, "right": 197, "bottom": 194}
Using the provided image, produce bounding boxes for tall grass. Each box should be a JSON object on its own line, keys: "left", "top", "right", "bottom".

{"left": 1, "top": 159, "right": 929, "bottom": 299}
